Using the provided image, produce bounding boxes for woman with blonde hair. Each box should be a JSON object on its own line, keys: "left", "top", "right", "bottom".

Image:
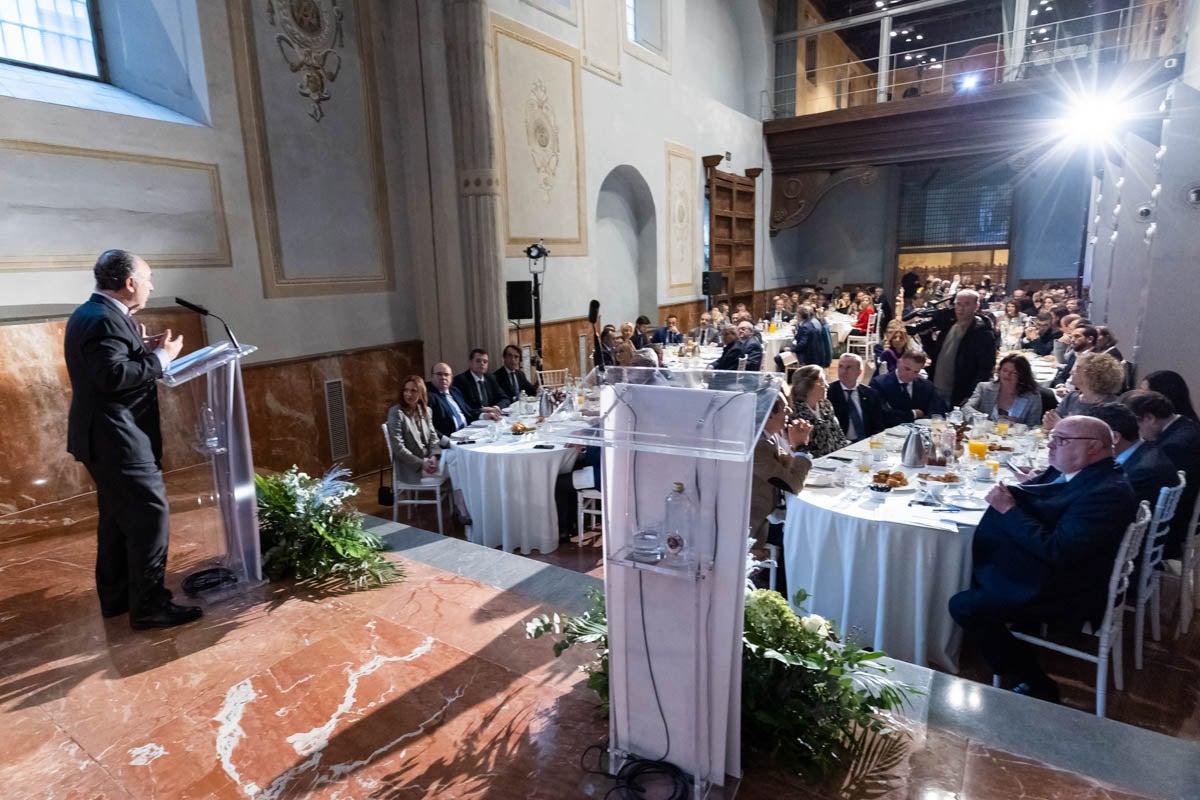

{"left": 877, "top": 322, "right": 913, "bottom": 375}
{"left": 789, "top": 364, "right": 848, "bottom": 457}
{"left": 619, "top": 321, "right": 635, "bottom": 343}
{"left": 1042, "top": 351, "right": 1125, "bottom": 430}
{"left": 386, "top": 375, "right": 442, "bottom": 484}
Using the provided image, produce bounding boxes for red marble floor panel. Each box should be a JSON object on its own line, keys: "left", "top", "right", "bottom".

{"left": 960, "top": 741, "right": 1155, "bottom": 800}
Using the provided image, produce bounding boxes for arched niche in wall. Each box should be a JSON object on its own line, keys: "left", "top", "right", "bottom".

{"left": 596, "top": 165, "right": 657, "bottom": 324}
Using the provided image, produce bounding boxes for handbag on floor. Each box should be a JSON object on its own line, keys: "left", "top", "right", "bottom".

{"left": 377, "top": 466, "right": 394, "bottom": 506}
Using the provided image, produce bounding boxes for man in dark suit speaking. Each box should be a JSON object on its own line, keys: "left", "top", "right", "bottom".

{"left": 949, "top": 415, "right": 1136, "bottom": 702}
{"left": 64, "top": 249, "right": 200, "bottom": 630}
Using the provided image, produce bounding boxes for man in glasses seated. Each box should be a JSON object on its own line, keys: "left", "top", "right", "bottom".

{"left": 949, "top": 415, "right": 1136, "bottom": 703}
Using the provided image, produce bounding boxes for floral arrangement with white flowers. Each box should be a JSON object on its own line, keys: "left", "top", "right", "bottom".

{"left": 255, "top": 465, "right": 403, "bottom": 590}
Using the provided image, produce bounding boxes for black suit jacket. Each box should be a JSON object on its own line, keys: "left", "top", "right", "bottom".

{"left": 492, "top": 366, "right": 536, "bottom": 405}
{"left": 1154, "top": 416, "right": 1200, "bottom": 555}
{"left": 969, "top": 459, "right": 1136, "bottom": 622}
{"left": 739, "top": 337, "right": 763, "bottom": 372}
{"left": 925, "top": 315, "right": 997, "bottom": 406}
{"left": 869, "top": 371, "right": 948, "bottom": 427}
{"left": 1120, "top": 442, "right": 1181, "bottom": 510}
{"left": 64, "top": 294, "right": 164, "bottom": 466}
{"left": 426, "top": 383, "right": 476, "bottom": 437}
{"left": 827, "top": 382, "right": 885, "bottom": 440}
{"left": 630, "top": 330, "right": 650, "bottom": 349}
{"left": 452, "top": 370, "right": 505, "bottom": 413}
{"left": 710, "top": 340, "right": 741, "bottom": 371}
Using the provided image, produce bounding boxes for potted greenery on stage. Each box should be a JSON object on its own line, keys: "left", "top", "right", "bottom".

{"left": 255, "top": 465, "right": 403, "bottom": 591}
{"left": 526, "top": 587, "right": 917, "bottom": 784}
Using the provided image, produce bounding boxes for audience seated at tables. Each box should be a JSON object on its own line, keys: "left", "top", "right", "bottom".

{"left": 752, "top": 392, "right": 814, "bottom": 598}
{"left": 949, "top": 415, "right": 1137, "bottom": 703}
{"left": 386, "top": 375, "right": 442, "bottom": 484}
{"left": 1139, "top": 370, "right": 1198, "bottom": 421}
{"left": 652, "top": 314, "right": 684, "bottom": 345}
{"left": 1123, "top": 389, "right": 1200, "bottom": 559}
{"left": 1052, "top": 324, "right": 1097, "bottom": 387}
{"left": 689, "top": 312, "right": 719, "bottom": 346}
{"left": 834, "top": 291, "right": 853, "bottom": 314}
{"left": 775, "top": 304, "right": 826, "bottom": 372}
{"left": 427, "top": 362, "right": 496, "bottom": 440}
{"left": 850, "top": 295, "right": 876, "bottom": 334}
{"left": 925, "top": 290, "right": 998, "bottom": 407}
{"left": 631, "top": 315, "right": 651, "bottom": 349}
{"left": 1043, "top": 351, "right": 1124, "bottom": 430}
{"left": 871, "top": 351, "right": 949, "bottom": 426}
{"left": 962, "top": 353, "right": 1043, "bottom": 428}
{"left": 876, "top": 321, "right": 917, "bottom": 375}
{"left": 828, "top": 353, "right": 885, "bottom": 442}
{"left": 453, "top": 348, "right": 508, "bottom": 413}
{"left": 613, "top": 339, "right": 636, "bottom": 367}
{"left": 790, "top": 365, "right": 850, "bottom": 458}
{"left": 873, "top": 286, "right": 895, "bottom": 329}
{"left": 493, "top": 344, "right": 538, "bottom": 405}
{"left": 1052, "top": 312, "right": 1081, "bottom": 363}
{"left": 1091, "top": 402, "right": 1179, "bottom": 509}
{"left": 1095, "top": 325, "right": 1123, "bottom": 363}
{"left": 619, "top": 321, "right": 635, "bottom": 343}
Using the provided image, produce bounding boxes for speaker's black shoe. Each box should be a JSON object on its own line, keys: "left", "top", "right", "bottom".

{"left": 1012, "top": 679, "right": 1060, "bottom": 704}
{"left": 130, "top": 602, "right": 203, "bottom": 631}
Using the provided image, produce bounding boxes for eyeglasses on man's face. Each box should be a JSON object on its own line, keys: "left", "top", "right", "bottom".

{"left": 1047, "top": 434, "right": 1103, "bottom": 447}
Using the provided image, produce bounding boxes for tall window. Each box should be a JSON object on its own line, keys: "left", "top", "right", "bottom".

{"left": 625, "top": 0, "right": 664, "bottom": 56}
{"left": 0, "top": 0, "right": 100, "bottom": 78}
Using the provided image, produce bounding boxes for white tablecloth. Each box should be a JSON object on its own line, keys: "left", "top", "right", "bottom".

{"left": 441, "top": 436, "right": 576, "bottom": 554}
{"left": 824, "top": 312, "right": 855, "bottom": 345}
{"left": 761, "top": 329, "right": 794, "bottom": 365}
{"left": 782, "top": 442, "right": 989, "bottom": 671}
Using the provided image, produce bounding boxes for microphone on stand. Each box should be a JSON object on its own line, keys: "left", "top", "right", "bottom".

{"left": 588, "top": 299, "right": 604, "bottom": 375}
{"left": 175, "top": 297, "right": 241, "bottom": 351}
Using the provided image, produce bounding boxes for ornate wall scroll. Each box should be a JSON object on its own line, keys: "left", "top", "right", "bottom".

{"left": 266, "top": 0, "right": 345, "bottom": 122}
{"left": 665, "top": 142, "right": 697, "bottom": 293}
{"left": 229, "top": 0, "right": 394, "bottom": 298}
{"left": 769, "top": 167, "right": 878, "bottom": 236}
{"left": 493, "top": 15, "right": 587, "bottom": 257}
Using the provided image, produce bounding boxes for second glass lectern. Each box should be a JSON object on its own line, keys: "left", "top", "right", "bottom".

{"left": 542, "top": 366, "right": 783, "bottom": 798}
{"left": 163, "top": 341, "right": 261, "bottom": 589}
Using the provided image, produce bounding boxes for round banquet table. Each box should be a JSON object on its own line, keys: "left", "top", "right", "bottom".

{"left": 824, "top": 312, "right": 856, "bottom": 345}
{"left": 441, "top": 435, "right": 577, "bottom": 554}
{"left": 782, "top": 436, "right": 996, "bottom": 671}
{"left": 761, "top": 328, "right": 795, "bottom": 365}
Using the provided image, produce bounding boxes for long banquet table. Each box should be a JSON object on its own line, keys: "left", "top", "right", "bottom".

{"left": 441, "top": 432, "right": 577, "bottom": 555}
{"left": 782, "top": 434, "right": 994, "bottom": 671}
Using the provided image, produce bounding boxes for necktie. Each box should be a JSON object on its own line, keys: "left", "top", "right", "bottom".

{"left": 510, "top": 370, "right": 519, "bottom": 398}
{"left": 476, "top": 378, "right": 485, "bottom": 406}
{"left": 447, "top": 395, "right": 465, "bottom": 429}
{"left": 902, "top": 382, "right": 912, "bottom": 400}
{"left": 846, "top": 387, "right": 864, "bottom": 441}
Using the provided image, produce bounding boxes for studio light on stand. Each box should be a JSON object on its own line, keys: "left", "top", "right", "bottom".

{"left": 525, "top": 239, "right": 549, "bottom": 371}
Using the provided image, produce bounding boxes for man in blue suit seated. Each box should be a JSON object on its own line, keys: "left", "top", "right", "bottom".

{"left": 774, "top": 304, "right": 825, "bottom": 371}
{"left": 427, "top": 361, "right": 499, "bottom": 440}
{"left": 949, "top": 415, "right": 1137, "bottom": 703}
{"left": 870, "top": 351, "right": 948, "bottom": 427}
{"left": 651, "top": 314, "right": 684, "bottom": 346}
{"left": 735, "top": 319, "right": 763, "bottom": 371}
{"left": 1091, "top": 402, "right": 1179, "bottom": 509}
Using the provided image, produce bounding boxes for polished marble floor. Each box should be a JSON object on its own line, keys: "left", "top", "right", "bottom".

{"left": 0, "top": 467, "right": 1195, "bottom": 798}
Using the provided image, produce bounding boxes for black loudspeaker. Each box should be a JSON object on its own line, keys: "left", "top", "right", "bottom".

{"left": 701, "top": 271, "right": 724, "bottom": 296}
{"left": 506, "top": 280, "right": 533, "bottom": 319}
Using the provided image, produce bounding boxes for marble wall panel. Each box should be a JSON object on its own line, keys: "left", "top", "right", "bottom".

{"left": 241, "top": 341, "right": 424, "bottom": 478}
{"left": 0, "top": 308, "right": 205, "bottom": 516}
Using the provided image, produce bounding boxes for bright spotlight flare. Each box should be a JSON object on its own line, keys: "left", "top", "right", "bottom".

{"left": 1057, "top": 92, "right": 1129, "bottom": 148}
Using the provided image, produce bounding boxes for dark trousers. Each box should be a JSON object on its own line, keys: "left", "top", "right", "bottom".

{"left": 86, "top": 460, "right": 172, "bottom": 616}
{"left": 766, "top": 522, "right": 788, "bottom": 600}
{"left": 554, "top": 473, "right": 578, "bottom": 537}
{"left": 949, "top": 588, "right": 1066, "bottom": 689}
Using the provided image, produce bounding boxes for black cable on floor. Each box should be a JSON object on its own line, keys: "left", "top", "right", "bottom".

{"left": 603, "top": 757, "right": 690, "bottom": 800}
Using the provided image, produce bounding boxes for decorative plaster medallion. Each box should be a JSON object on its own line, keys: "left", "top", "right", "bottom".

{"left": 671, "top": 182, "right": 690, "bottom": 272}
{"left": 267, "top": 0, "right": 345, "bottom": 121}
{"left": 524, "top": 80, "right": 560, "bottom": 201}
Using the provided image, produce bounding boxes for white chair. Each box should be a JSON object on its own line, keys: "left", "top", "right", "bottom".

{"left": 1166, "top": 493, "right": 1200, "bottom": 637}
{"left": 845, "top": 309, "right": 880, "bottom": 360}
{"left": 380, "top": 423, "right": 450, "bottom": 535}
{"left": 1128, "top": 471, "right": 1185, "bottom": 669}
{"left": 538, "top": 368, "right": 568, "bottom": 390}
{"left": 575, "top": 488, "right": 603, "bottom": 548}
{"left": 996, "top": 501, "right": 1151, "bottom": 718}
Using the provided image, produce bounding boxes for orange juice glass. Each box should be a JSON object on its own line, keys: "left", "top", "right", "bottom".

{"left": 968, "top": 440, "right": 989, "bottom": 460}
{"left": 986, "top": 459, "right": 1000, "bottom": 476}
{"left": 996, "top": 421, "right": 1010, "bottom": 437}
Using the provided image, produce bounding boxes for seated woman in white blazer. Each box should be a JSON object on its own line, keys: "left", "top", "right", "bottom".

{"left": 962, "top": 353, "right": 1043, "bottom": 427}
